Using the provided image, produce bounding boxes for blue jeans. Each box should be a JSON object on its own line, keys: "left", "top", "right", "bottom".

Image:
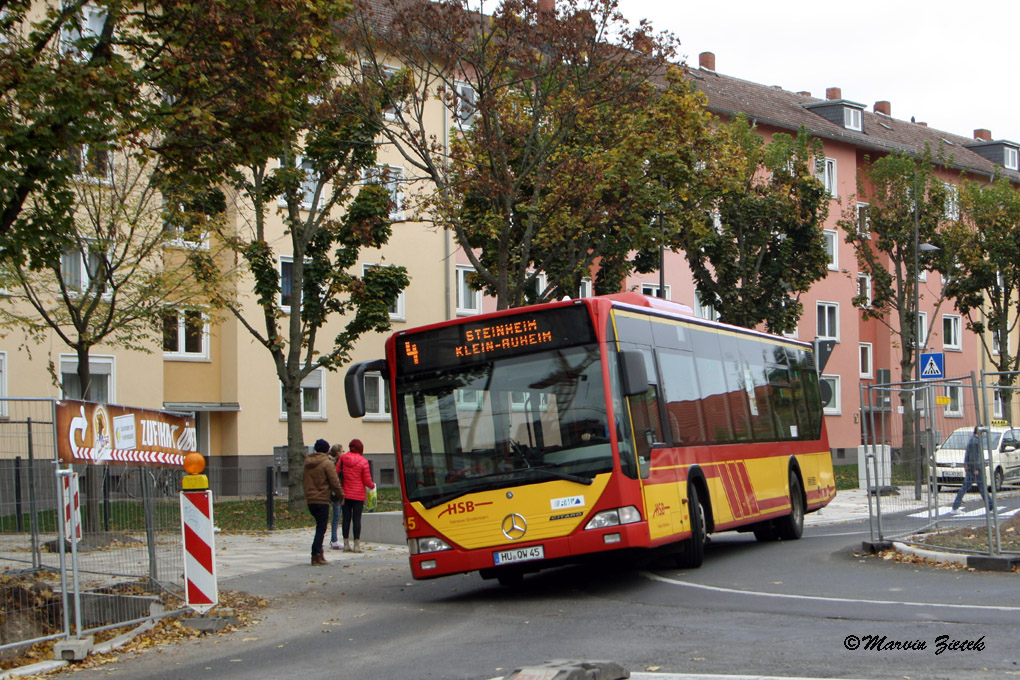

{"left": 951, "top": 465, "right": 991, "bottom": 511}
{"left": 330, "top": 499, "right": 342, "bottom": 543}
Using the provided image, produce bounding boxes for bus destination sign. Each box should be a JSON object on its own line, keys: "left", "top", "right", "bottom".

{"left": 396, "top": 305, "right": 595, "bottom": 374}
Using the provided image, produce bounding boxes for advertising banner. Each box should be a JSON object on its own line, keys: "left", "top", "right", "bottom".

{"left": 55, "top": 400, "right": 197, "bottom": 466}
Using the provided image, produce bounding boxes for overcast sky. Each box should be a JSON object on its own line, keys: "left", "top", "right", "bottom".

{"left": 617, "top": 0, "right": 1020, "bottom": 143}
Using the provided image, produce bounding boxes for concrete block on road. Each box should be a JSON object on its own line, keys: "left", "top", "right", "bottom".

{"left": 53, "top": 636, "right": 94, "bottom": 661}
{"left": 502, "top": 660, "right": 629, "bottom": 680}
{"left": 361, "top": 511, "right": 405, "bottom": 545}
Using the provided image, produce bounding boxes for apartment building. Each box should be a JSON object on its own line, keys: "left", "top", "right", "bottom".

{"left": 5, "top": 8, "right": 1017, "bottom": 474}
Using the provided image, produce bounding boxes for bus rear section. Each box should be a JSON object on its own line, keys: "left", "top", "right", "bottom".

{"left": 345, "top": 294, "right": 835, "bottom": 583}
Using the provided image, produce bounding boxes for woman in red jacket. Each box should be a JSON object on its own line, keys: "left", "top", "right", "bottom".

{"left": 338, "top": 439, "right": 376, "bottom": 552}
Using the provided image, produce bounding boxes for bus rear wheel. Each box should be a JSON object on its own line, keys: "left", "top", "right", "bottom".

{"left": 675, "top": 484, "right": 706, "bottom": 569}
{"left": 775, "top": 472, "right": 804, "bottom": 541}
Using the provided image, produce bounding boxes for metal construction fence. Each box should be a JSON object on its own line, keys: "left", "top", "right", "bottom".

{"left": 860, "top": 372, "right": 1020, "bottom": 557}
{"left": 0, "top": 398, "right": 289, "bottom": 660}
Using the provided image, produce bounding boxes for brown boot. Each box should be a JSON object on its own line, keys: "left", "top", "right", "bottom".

{"left": 353, "top": 540, "right": 362, "bottom": 553}
{"left": 311, "top": 552, "right": 327, "bottom": 565}
{"left": 343, "top": 539, "right": 352, "bottom": 552}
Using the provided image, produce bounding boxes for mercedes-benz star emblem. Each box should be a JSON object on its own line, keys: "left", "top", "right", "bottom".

{"left": 502, "top": 513, "right": 527, "bottom": 540}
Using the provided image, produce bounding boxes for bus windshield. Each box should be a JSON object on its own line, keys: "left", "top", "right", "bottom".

{"left": 395, "top": 344, "right": 611, "bottom": 508}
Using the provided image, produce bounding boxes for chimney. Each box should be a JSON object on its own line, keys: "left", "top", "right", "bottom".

{"left": 974, "top": 129, "right": 992, "bottom": 141}
{"left": 699, "top": 52, "right": 715, "bottom": 71}
{"left": 917, "top": 122, "right": 927, "bottom": 127}
{"left": 797, "top": 91, "right": 811, "bottom": 97}
{"left": 874, "top": 101, "right": 891, "bottom": 116}
{"left": 826, "top": 87, "right": 842, "bottom": 101}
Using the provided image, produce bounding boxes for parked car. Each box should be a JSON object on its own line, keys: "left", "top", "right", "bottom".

{"left": 934, "top": 425, "right": 1020, "bottom": 492}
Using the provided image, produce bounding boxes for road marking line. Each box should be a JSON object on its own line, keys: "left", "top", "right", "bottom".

{"left": 642, "top": 572, "right": 1020, "bottom": 612}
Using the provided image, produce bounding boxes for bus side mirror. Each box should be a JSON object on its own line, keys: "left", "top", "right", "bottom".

{"left": 345, "top": 359, "right": 388, "bottom": 418}
{"left": 619, "top": 351, "right": 648, "bottom": 397}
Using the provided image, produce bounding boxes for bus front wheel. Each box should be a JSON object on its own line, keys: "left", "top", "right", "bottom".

{"left": 675, "top": 484, "right": 706, "bottom": 569}
{"left": 776, "top": 472, "right": 804, "bottom": 541}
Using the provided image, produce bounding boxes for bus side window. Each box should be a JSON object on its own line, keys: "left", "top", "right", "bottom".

{"left": 625, "top": 347, "right": 662, "bottom": 478}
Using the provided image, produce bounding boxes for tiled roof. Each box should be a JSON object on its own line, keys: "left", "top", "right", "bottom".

{"left": 689, "top": 66, "right": 1020, "bottom": 181}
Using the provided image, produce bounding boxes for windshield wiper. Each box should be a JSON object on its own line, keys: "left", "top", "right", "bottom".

{"left": 526, "top": 466, "right": 593, "bottom": 485}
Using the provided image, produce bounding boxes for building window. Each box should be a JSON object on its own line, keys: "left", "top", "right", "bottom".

{"left": 641, "top": 283, "right": 670, "bottom": 300}
{"left": 943, "top": 314, "right": 961, "bottom": 351}
{"left": 0, "top": 352, "right": 6, "bottom": 417}
{"left": 816, "top": 301, "right": 839, "bottom": 341}
{"left": 944, "top": 383, "right": 963, "bottom": 417}
{"left": 856, "top": 203, "right": 870, "bottom": 238}
{"left": 1005, "top": 147, "right": 1019, "bottom": 171}
{"left": 60, "top": 355, "right": 114, "bottom": 402}
{"left": 857, "top": 273, "right": 872, "bottom": 308}
{"left": 917, "top": 311, "right": 928, "bottom": 350}
{"left": 364, "top": 264, "right": 405, "bottom": 321}
{"left": 820, "top": 375, "right": 840, "bottom": 415}
{"left": 454, "top": 82, "right": 477, "bottom": 127}
{"left": 363, "top": 63, "right": 404, "bottom": 121}
{"left": 61, "top": 245, "right": 107, "bottom": 294}
{"left": 843, "top": 107, "right": 862, "bottom": 131}
{"left": 694, "top": 290, "right": 719, "bottom": 321}
{"left": 524, "top": 270, "right": 548, "bottom": 303}
{"left": 279, "top": 257, "right": 296, "bottom": 310}
{"left": 456, "top": 265, "right": 481, "bottom": 315}
{"left": 994, "top": 389, "right": 1004, "bottom": 419}
{"left": 577, "top": 278, "right": 593, "bottom": 298}
{"left": 816, "top": 158, "right": 837, "bottom": 198}
{"left": 823, "top": 230, "right": 838, "bottom": 270}
{"left": 364, "top": 165, "right": 404, "bottom": 219}
{"left": 60, "top": 4, "right": 106, "bottom": 60}
{"left": 859, "top": 343, "right": 873, "bottom": 379}
{"left": 281, "top": 367, "right": 325, "bottom": 420}
{"left": 364, "top": 372, "right": 390, "bottom": 420}
{"left": 162, "top": 310, "right": 208, "bottom": 359}
{"left": 943, "top": 182, "right": 959, "bottom": 220}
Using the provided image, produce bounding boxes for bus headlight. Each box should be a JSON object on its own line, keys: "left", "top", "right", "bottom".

{"left": 585, "top": 506, "right": 641, "bottom": 530}
{"left": 408, "top": 536, "right": 452, "bottom": 555}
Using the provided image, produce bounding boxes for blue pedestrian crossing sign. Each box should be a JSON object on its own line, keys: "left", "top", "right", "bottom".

{"left": 920, "top": 352, "right": 944, "bottom": 380}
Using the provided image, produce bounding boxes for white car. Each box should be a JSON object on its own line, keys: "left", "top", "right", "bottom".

{"left": 934, "top": 425, "right": 1020, "bottom": 492}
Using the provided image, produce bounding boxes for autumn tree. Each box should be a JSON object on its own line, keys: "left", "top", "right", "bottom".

{"left": 172, "top": 8, "right": 410, "bottom": 508}
{"left": 341, "top": 0, "right": 698, "bottom": 307}
{"left": 942, "top": 176, "right": 1020, "bottom": 422}
{"left": 839, "top": 148, "right": 955, "bottom": 495}
{"left": 0, "top": 136, "right": 230, "bottom": 530}
{"left": 839, "top": 148, "right": 954, "bottom": 384}
{"left": 674, "top": 117, "right": 830, "bottom": 333}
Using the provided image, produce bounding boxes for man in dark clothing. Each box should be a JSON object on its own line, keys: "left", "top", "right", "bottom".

{"left": 951, "top": 426, "right": 992, "bottom": 514}
{"left": 304, "top": 439, "right": 344, "bottom": 565}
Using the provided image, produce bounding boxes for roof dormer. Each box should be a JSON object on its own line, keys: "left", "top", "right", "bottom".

{"left": 802, "top": 87, "right": 865, "bottom": 132}
{"left": 964, "top": 130, "right": 1020, "bottom": 171}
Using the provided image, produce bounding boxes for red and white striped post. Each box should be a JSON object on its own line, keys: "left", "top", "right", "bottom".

{"left": 61, "top": 473, "right": 82, "bottom": 544}
{"left": 180, "top": 488, "right": 218, "bottom": 614}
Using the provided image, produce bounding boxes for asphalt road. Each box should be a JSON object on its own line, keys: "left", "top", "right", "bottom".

{"left": 57, "top": 516, "right": 1020, "bottom": 680}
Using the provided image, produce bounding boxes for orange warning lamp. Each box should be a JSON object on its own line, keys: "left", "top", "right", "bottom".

{"left": 181, "top": 452, "right": 209, "bottom": 491}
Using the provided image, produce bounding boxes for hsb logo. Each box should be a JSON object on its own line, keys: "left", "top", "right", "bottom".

{"left": 438, "top": 501, "right": 475, "bottom": 518}
{"left": 652, "top": 502, "right": 669, "bottom": 518}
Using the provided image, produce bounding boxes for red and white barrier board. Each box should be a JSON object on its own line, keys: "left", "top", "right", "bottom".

{"left": 180, "top": 490, "right": 218, "bottom": 614}
{"left": 61, "top": 473, "right": 82, "bottom": 544}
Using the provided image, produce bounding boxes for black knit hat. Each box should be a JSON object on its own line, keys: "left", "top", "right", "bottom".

{"left": 314, "top": 439, "right": 330, "bottom": 453}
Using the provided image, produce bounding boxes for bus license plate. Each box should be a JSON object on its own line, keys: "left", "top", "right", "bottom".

{"left": 494, "top": 545, "right": 544, "bottom": 565}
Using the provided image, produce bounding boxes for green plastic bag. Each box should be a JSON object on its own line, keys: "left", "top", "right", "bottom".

{"left": 365, "top": 486, "right": 378, "bottom": 512}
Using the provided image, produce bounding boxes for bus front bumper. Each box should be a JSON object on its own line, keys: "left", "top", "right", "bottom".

{"left": 409, "top": 520, "right": 651, "bottom": 580}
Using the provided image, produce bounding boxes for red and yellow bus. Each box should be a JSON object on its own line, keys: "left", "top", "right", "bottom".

{"left": 345, "top": 293, "right": 835, "bottom": 584}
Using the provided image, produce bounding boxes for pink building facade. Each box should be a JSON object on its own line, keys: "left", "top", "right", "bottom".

{"left": 455, "top": 52, "right": 1018, "bottom": 462}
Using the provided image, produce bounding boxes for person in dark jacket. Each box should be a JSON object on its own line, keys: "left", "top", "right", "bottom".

{"left": 304, "top": 439, "right": 344, "bottom": 565}
{"left": 951, "top": 426, "right": 992, "bottom": 514}
{"left": 338, "top": 439, "right": 376, "bottom": 553}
